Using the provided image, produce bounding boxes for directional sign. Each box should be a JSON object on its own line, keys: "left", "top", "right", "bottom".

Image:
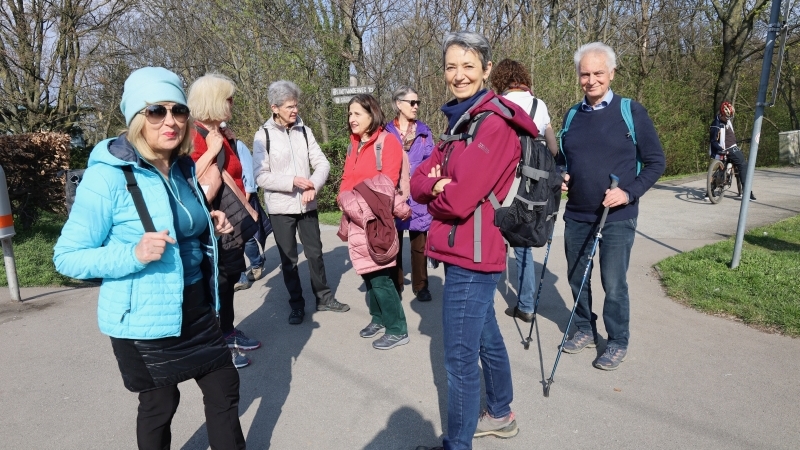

{"left": 331, "top": 85, "right": 375, "bottom": 96}
{"left": 333, "top": 96, "right": 354, "bottom": 104}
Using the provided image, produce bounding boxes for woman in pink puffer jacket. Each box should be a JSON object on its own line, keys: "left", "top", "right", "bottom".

{"left": 337, "top": 94, "right": 410, "bottom": 351}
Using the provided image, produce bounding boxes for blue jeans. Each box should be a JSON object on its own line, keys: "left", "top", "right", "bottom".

{"left": 513, "top": 247, "right": 536, "bottom": 313}
{"left": 243, "top": 236, "right": 263, "bottom": 270}
{"left": 563, "top": 216, "right": 636, "bottom": 348}
{"left": 442, "top": 264, "right": 513, "bottom": 450}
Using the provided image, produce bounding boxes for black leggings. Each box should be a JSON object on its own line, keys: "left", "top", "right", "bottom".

{"left": 136, "top": 366, "right": 245, "bottom": 450}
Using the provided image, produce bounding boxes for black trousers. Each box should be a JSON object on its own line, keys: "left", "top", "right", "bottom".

{"left": 136, "top": 366, "right": 245, "bottom": 450}
{"left": 388, "top": 230, "right": 428, "bottom": 294}
{"left": 270, "top": 210, "right": 334, "bottom": 309}
{"left": 217, "top": 268, "right": 237, "bottom": 335}
{"left": 727, "top": 146, "right": 750, "bottom": 191}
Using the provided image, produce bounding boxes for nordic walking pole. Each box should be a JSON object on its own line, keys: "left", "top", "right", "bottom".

{"left": 523, "top": 230, "right": 554, "bottom": 350}
{"left": 543, "top": 173, "right": 618, "bottom": 397}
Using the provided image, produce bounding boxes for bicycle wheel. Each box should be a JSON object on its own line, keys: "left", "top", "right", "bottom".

{"left": 707, "top": 159, "right": 725, "bottom": 204}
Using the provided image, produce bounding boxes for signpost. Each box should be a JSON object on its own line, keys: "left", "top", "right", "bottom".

{"left": 331, "top": 85, "right": 375, "bottom": 104}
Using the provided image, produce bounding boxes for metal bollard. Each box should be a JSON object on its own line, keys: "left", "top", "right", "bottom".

{"left": 0, "top": 165, "right": 21, "bottom": 301}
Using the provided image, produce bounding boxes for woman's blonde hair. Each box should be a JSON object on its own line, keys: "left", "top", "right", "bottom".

{"left": 126, "top": 109, "right": 194, "bottom": 161}
{"left": 187, "top": 73, "right": 236, "bottom": 122}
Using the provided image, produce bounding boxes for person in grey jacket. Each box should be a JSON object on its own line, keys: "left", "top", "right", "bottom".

{"left": 253, "top": 80, "right": 348, "bottom": 324}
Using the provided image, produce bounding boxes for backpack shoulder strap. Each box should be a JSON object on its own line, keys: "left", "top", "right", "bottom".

{"left": 262, "top": 126, "right": 271, "bottom": 155}
{"left": 557, "top": 103, "right": 581, "bottom": 171}
{"left": 620, "top": 98, "right": 642, "bottom": 175}
{"left": 121, "top": 166, "right": 156, "bottom": 233}
{"left": 529, "top": 97, "right": 539, "bottom": 119}
{"left": 301, "top": 125, "right": 309, "bottom": 149}
{"left": 374, "top": 130, "right": 388, "bottom": 171}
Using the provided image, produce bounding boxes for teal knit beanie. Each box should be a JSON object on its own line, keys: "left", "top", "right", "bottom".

{"left": 120, "top": 67, "right": 187, "bottom": 126}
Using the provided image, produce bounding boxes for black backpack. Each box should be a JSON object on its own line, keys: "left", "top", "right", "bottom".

{"left": 442, "top": 97, "right": 562, "bottom": 262}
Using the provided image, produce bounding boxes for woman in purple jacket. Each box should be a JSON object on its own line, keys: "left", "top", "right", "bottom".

{"left": 385, "top": 86, "right": 435, "bottom": 302}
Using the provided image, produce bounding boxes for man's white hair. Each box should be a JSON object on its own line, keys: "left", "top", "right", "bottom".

{"left": 574, "top": 42, "right": 617, "bottom": 75}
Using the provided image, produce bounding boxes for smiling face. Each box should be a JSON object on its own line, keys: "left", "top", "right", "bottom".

{"left": 396, "top": 92, "right": 419, "bottom": 121}
{"left": 271, "top": 99, "right": 298, "bottom": 127}
{"left": 578, "top": 51, "right": 615, "bottom": 106}
{"left": 348, "top": 102, "right": 373, "bottom": 138}
{"left": 141, "top": 102, "right": 187, "bottom": 155}
{"left": 444, "top": 45, "right": 492, "bottom": 102}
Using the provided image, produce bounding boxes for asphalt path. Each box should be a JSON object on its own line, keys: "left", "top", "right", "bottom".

{"left": 1, "top": 167, "right": 798, "bottom": 449}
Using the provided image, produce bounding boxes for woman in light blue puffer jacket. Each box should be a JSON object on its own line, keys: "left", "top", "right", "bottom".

{"left": 53, "top": 67, "right": 245, "bottom": 449}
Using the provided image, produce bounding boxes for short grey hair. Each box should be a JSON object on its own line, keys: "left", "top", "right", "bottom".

{"left": 574, "top": 42, "right": 617, "bottom": 75}
{"left": 391, "top": 86, "right": 418, "bottom": 113}
{"left": 268, "top": 80, "right": 300, "bottom": 107}
{"left": 442, "top": 31, "right": 491, "bottom": 71}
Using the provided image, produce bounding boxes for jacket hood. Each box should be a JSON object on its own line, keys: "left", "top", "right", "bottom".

{"left": 386, "top": 119, "right": 432, "bottom": 139}
{"left": 449, "top": 91, "right": 539, "bottom": 139}
{"left": 264, "top": 116, "right": 306, "bottom": 132}
{"left": 87, "top": 134, "right": 139, "bottom": 168}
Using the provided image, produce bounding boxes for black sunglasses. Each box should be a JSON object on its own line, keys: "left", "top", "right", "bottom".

{"left": 399, "top": 99, "right": 421, "bottom": 107}
{"left": 139, "top": 104, "right": 191, "bottom": 124}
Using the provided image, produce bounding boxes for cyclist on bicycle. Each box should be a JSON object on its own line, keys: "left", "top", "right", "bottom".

{"left": 709, "top": 101, "right": 756, "bottom": 201}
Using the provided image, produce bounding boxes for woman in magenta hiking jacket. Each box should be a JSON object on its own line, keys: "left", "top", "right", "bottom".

{"left": 411, "top": 31, "right": 538, "bottom": 450}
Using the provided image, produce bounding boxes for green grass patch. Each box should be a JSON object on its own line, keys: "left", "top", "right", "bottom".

{"left": 656, "top": 215, "right": 800, "bottom": 336}
{"left": 0, "top": 212, "right": 83, "bottom": 287}
{"left": 318, "top": 210, "right": 342, "bottom": 226}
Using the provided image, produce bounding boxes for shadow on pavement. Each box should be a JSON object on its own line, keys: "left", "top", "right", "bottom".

{"left": 362, "top": 406, "right": 438, "bottom": 450}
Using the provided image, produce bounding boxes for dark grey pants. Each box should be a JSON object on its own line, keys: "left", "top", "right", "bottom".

{"left": 270, "top": 210, "right": 334, "bottom": 310}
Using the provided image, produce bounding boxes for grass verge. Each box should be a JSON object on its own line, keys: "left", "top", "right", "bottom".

{"left": 0, "top": 212, "right": 83, "bottom": 287}
{"left": 656, "top": 215, "right": 800, "bottom": 336}
{"left": 318, "top": 210, "right": 342, "bottom": 226}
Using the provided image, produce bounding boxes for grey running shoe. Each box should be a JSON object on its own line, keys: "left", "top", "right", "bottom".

{"left": 561, "top": 330, "right": 598, "bottom": 354}
{"left": 233, "top": 272, "right": 253, "bottom": 292}
{"left": 372, "top": 333, "right": 409, "bottom": 350}
{"left": 473, "top": 410, "right": 519, "bottom": 439}
{"left": 593, "top": 345, "right": 627, "bottom": 370}
{"left": 316, "top": 299, "right": 350, "bottom": 312}
{"left": 225, "top": 329, "right": 261, "bottom": 351}
{"left": 288, "top": 308, "right": 305, "bottom": 325}
{"left": 231, "top": 349, "right": 250, "bottom": 369}
{"left": 359, "top": 322, "right": 385, "bottom": 338}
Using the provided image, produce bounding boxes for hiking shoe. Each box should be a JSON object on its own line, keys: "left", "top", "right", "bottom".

{"left": 231, "top": 349, "right": 250, "bottom": 369}
{"left": 233, "top": 272, "right": 253, "bottom": 292}
{"left": 225, "top": 329, "right": 261, "bottom": 351}
{"left": 372, "top": 333, "right": 409, "bottom": 350}
{"left": 249, "top": 266, "right": 264, "bottom": 281}
{"left": 415, "top": 288, "right": 433, "bottom": 302}
{"left": 288, "top": 308, "right": 305, "bottom": 325}
{"left": 593, "top": 345, "right": 627, "bottom": 371}
{"left": 316, "top": 299, "right": 350, "bottom": 312}
{"left": 505, "top": 306, "right": 534, "bottom": 323}
{"left": 359, "top": 322, "right": 385, "bottom": 338}
{"left": 561, "top": 330, "right": 598, "bottom": 354}
{"left": 750, "top": 192, "right": 757, "bottom": 201}
{"left": 473, "top": 411, "right": 519, "bottom": 439}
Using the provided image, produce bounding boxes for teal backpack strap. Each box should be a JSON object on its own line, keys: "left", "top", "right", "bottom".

{"left": 620, "top": 98, "right": 642, "bottom": 175}
{"left": 557, "top": 103, "right": 581, "bottom": 171}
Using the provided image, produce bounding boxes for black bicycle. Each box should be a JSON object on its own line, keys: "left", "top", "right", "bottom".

{"left": 706, "top": 151, "right": 742, "bottom": 204}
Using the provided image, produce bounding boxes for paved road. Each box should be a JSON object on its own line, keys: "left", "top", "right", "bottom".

{"left": 1, "top": 167, "right": 799, "bottom": 450}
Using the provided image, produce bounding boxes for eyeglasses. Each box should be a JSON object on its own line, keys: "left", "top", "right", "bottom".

{"left": 139, "top": 104, "right": 191, "bottom": 124}
{"left": 399, "top": 99, "right": 421, "bottom": 107}
{"left": 281, "top": 104, "right": 299, "bottom": 111}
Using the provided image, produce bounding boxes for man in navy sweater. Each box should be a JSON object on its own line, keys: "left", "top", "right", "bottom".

{"left": 558, "top": 42, "right": 666, "bottom": 370}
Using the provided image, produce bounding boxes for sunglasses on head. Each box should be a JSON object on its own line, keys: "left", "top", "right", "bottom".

{"left": 399, "top": 99, "right": 421, "bottom": 107}
{"left": 139, "top": 104, "right": 191, "bottom": 124}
